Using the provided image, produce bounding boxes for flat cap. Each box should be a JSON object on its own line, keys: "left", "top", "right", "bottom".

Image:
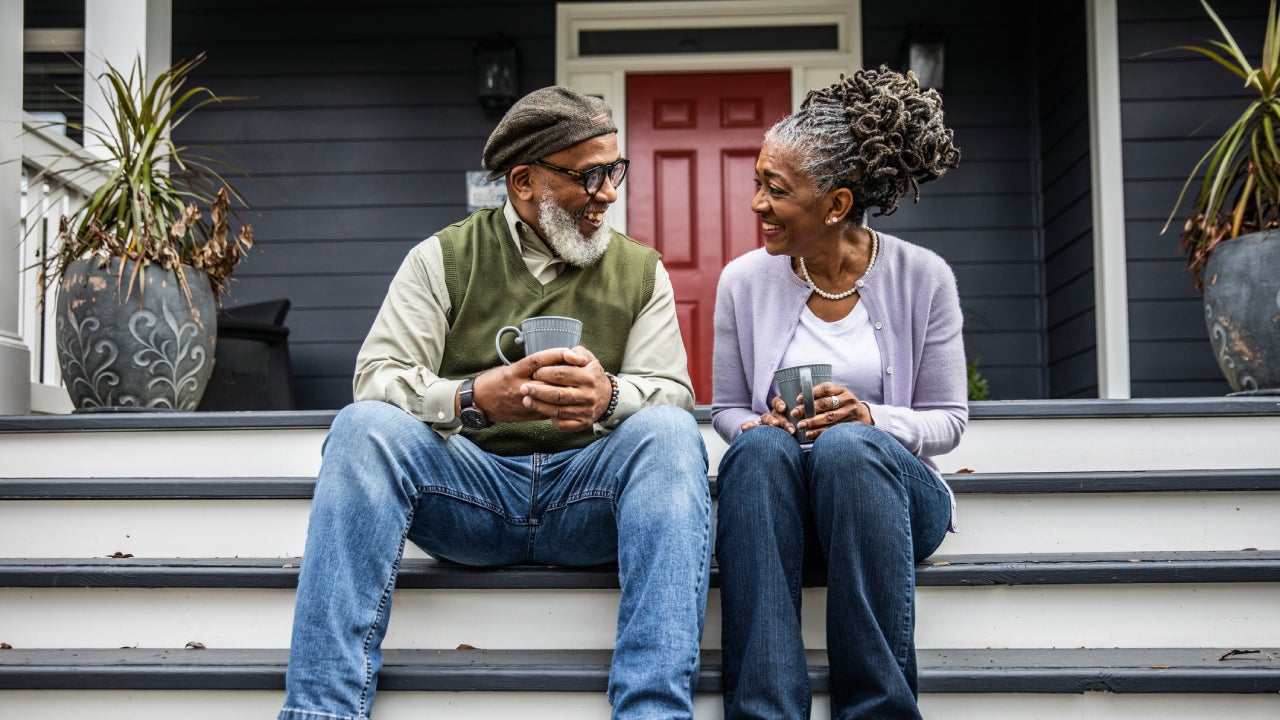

{"left": 482, "top": 86, "right": 617, "bottom": 181}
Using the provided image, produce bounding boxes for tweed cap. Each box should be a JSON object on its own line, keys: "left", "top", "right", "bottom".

{"left": 482, "top": 86, "right": 618, "bottom": 180}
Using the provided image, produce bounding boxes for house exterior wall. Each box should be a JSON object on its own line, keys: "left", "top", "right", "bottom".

{"left": 1117, "top": 0, "right": 1260, "bottom": 397}
{"left": 1039, "top": 1, "right": 1098, "bottom": 398}
{"left": 171, "top": 0, "right": 557, "bottom": 409}
{"left": 150, "top": 0, "right": 1267, "bottom": 410}
{"left": 862, "top": 0, "right": 1047, "bottom": 400}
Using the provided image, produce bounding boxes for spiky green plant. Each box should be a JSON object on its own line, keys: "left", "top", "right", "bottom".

{"left": 34, "top": 52, "right": 253, "bottom": 304}
{"left": 1159, "top": 0, "right": 1280, "bottom": 290}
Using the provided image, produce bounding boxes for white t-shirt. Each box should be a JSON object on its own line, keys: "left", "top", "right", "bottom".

{"left": 776, "top": 302, "right": 884, "bottom": 403}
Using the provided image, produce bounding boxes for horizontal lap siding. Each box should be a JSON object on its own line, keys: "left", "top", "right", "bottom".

{"left": 862, "top": 1, "right": 1045, "bottom": 399}
{"left": 1118, "top": 0, "right": 1261, "bottom": 397}
{"left": 1038, "top": 1, "right": 1095, "bottom": 398}
{"left": 171, "top": 0, "right": 557, "bottom": 409}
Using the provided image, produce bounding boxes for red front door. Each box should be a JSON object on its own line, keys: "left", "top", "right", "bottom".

{"left": 626, "top": 71, "right": 791, "bottom": 403}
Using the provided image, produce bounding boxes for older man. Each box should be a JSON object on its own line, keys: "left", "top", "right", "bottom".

{"left": 278, "top": 86, "right": 711, "bottom": 720}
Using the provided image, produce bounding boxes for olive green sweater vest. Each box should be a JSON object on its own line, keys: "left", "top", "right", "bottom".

{"left": 437, "top": 207, "right": 659, "bottom": 456}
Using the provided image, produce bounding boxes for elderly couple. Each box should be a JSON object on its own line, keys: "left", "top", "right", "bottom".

{"left": 279, "top": 68, "right": 966, "bottom": 720}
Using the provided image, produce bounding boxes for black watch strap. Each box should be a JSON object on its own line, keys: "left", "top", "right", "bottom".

{"left": 458, "top": 378, "right": 490, "bottom": 429}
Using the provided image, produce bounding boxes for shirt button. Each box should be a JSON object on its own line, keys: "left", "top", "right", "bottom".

{"left": 886, "top": 366, "right": 894, "bottom": 374}
{"left": 437, "top": 411, "right": 446, "bottom": 420}
{"left": 874, "top": 322, "right": 883, "bottom": 330}
{"left": 856, "top": 279, "right": 865, "bottom": 288}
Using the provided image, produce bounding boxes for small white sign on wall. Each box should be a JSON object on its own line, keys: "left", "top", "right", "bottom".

{"left": 467, "top": 171, "right": 507, "bottom": 212}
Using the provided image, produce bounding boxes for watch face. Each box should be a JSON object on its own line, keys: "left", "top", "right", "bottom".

{"left": 460, "top": 406, "right": 489, "bottom": 429}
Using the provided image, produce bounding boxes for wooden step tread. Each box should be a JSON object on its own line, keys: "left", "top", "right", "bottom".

{"left": 4, "top": 468, "right": 1277, "bottom": 499}
{"left": 2, "top": 647, "right": 1276, "bottom": 693}
{"left": 4, "top": 396, "right": 1279, "bottom": 435}
{"left": 3, "top": 550, "right": 1277, "bottom": 590}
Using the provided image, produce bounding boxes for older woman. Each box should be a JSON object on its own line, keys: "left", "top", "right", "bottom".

{"left": 711, "top": 67, "right": 966, "bottom": 719}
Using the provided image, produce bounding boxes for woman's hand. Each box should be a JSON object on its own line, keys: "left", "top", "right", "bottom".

{"left": 796, "top": 382, "right": 872, "bottom": 439}
{"left": 741, "top": 396, "right": 793, "bottom": 433}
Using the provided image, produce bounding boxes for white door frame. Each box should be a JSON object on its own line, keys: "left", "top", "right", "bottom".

{"left": 555, "top": 0, "right": 863, "bottom": 233}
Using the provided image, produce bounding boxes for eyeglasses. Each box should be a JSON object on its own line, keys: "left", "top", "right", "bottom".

{"left": 532, "top": 158, "right": 630, "bottom": 196}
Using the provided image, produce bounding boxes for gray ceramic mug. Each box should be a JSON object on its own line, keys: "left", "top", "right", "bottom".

{"left": 495, "top": 316, "right": 583, "bottom": 365}
{"left": 773, "top": 363, "right": 833, "bottom": 442}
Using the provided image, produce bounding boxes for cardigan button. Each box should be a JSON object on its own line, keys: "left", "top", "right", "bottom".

{"left": 874, "top": 322, "right": 883, "bottom": 330}
{"left": 886, "top": 366, "right": 894, "bottom": 374}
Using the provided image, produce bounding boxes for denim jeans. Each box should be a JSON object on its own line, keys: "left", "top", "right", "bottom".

{"left": 716, "top": 422, "right": 951, "bottom": 720}
{"left": 279, "top": 401, "right": 711, "bottom": 720}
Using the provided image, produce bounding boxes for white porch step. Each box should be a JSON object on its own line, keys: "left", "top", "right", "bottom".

{"left": 2, "top": 398, "right": 1279, "bottom": 718}
{"left": 1, "top": 552, "right": 1277, "bottom": 651}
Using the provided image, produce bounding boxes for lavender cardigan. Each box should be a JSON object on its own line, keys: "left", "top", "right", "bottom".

{"left": 711, "top": 232, "right": 968, "bottom": 476}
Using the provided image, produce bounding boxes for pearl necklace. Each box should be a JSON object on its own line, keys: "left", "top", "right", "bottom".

{"left": 798, "top": 227, "right": 879, "bottom": 301}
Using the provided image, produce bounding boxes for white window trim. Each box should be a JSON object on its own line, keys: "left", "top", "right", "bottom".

{"left": 556, "top": 0, "right": 862, "bottom": 233}
{"left": 1086, "top": 0, "right": 1132, "bottom": 399}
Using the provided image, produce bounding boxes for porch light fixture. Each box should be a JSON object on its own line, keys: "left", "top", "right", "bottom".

{"left": 904, "top": 29, "right": 945, "bottom": 91}
{"left": 476, "top": 35, "right": 520, "bottom": 117}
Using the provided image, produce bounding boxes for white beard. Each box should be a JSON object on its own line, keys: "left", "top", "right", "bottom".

{"left": 537, "top": 188, "right": 613, "bottom": 268}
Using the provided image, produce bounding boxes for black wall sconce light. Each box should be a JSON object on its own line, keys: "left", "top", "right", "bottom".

{"left": 903, "top": 29, "right": 946, "bottom": 91}
{"left": 476, "top": 35, "right": 520, "bottom": 117}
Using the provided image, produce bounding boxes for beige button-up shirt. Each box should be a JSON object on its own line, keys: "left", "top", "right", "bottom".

{"left": 354, "top": 202, "right": 695, "bottom": 438}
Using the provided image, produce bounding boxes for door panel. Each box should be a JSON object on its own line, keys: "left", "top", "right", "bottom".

{"left": 626, "top": 71, "right": 791, "bottom": 403}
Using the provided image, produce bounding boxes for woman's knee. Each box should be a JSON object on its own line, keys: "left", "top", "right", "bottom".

{"left": 810, "top": 423, "right": 899, "bottom": 469}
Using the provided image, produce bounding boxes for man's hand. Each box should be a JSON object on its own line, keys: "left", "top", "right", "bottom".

{"left": 521, "top": 346, "right": 612, "bottom": 432}
{"left": 467, "top": 347, "right": 611, "bottom": 432}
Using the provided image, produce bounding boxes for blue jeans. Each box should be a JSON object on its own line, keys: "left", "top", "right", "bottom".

{"left": 279, "top": 401, "right": 711, "bottom": 720}
{"left": 716, "top": 423, "right": 951, "bottom": 720}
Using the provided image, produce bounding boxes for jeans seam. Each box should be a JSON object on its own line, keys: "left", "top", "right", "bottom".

{"left": 356, "top": 510, "right": 411, "bottom": 716}
{"left": 418, "top": 484, "right": 502, "bottom": 515}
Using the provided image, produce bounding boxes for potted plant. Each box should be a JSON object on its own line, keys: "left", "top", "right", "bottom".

{"left": 34, "top": 52, "right": 253, "bottom": 411}
{"left": 1159, "top": 0, "right": 1280, "bottom": 393}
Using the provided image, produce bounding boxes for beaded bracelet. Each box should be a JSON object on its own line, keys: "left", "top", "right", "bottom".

{"left": 597, "top": 372, "right": 620, "bottom": 424}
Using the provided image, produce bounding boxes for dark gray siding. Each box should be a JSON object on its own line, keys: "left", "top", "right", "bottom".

{"left": 172, "top": 0, "right": 557, "bottom": 409}
{"left": 1037, "top": 1, "right": 1096, "bottom": 398}
{"left": 862, "top": 1, "right": 1046, "bottom": 400}
{"left": 1118, "top": 0, "right": 1262, "bottom": 397}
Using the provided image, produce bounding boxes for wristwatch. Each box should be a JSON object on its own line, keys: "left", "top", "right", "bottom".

{"left": 458, "top": 378, "right": 490, "bottom": 429}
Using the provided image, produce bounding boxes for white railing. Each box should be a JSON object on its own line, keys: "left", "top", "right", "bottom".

{"left": 18, "top": 114, "right": 109, "bottom": 412}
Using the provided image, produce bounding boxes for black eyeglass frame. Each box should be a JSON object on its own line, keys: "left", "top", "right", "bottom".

{"left": 532, "top": 158, "right": 630, "bottom": 196}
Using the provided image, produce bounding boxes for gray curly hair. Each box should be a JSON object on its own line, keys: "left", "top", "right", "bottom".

{"left": 765, "top": 65, "right": 960, "bottom": 218}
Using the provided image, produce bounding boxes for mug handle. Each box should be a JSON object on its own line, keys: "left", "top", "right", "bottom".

{"left": 494, "top": 326, "right": 523, "bottom": 365}
{"left": 800, "top": 366, "right": 816, "bottom": 419}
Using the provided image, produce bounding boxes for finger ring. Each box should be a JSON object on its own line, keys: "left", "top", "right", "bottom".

{"left": 830, "top": 395, "right": 840, "bottom": 410}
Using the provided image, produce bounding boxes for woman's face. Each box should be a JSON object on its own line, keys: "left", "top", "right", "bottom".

{"left": 751, "top": 140, "right": 829, "bottom": 257}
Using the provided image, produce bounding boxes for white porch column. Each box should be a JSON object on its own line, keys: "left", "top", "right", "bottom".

{"left": 0, "top": 0, "right": 31, "bottom": 415}
{"left": 84, "top": 0, "right": 171, "bottom": 159}
{"left": 1087, "top": 0, "right": 1133, "bottom": 399}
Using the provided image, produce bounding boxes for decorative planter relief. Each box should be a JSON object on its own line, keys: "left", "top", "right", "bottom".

{"left": 56, "top": 257, "right": 217, "bottom": 410}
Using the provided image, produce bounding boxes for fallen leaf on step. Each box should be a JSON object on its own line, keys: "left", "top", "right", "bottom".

{"left": 456, "top": 644, "right": 481, "bottom": 651}
{"left": 1241, "top": 547, "right": 1258, "bottom": 552}
{"left": 931, "top": 561, "right": 951, "bottom": 566}
{"left": 108, "top": 551, "right": 133, "bottom": 558}
{"left": 954, "top": 468, "right": 974, "bottom": 474}
{"left": 1127, "top": 558, "right": 1142, "bottom": 563}
{"left": 283, "top": 563, "right": 293, "bottom": 568}
{"left": 185, "top": 641, "right": 206, "bottom": 650}
{"left": 0, "top": 642, "right": 11, "bottom": 649}
{"left": 1148, "top": 664, "right": 1171, "bottom": 669}
{"left": 1219, "top": 649, "right": 1275, "bottom": 661}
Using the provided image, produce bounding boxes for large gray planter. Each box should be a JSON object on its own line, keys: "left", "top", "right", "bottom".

{"left": 55, "top": 257, "right": 217, "bottom": 410}
{"left": 1202, "top": 231, "right": 1280, "bottom": 393}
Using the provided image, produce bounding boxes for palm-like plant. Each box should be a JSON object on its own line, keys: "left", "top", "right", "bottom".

{"left": 35, "top": 52, "right": 253, "bottom": 303}
{"left": 1161, "top": 0, "right": 1280, "bottom": 289}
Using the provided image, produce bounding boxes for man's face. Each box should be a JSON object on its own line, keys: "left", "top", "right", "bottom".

{"left": 528, "top": 134, "right": 621, "bottom": 267}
